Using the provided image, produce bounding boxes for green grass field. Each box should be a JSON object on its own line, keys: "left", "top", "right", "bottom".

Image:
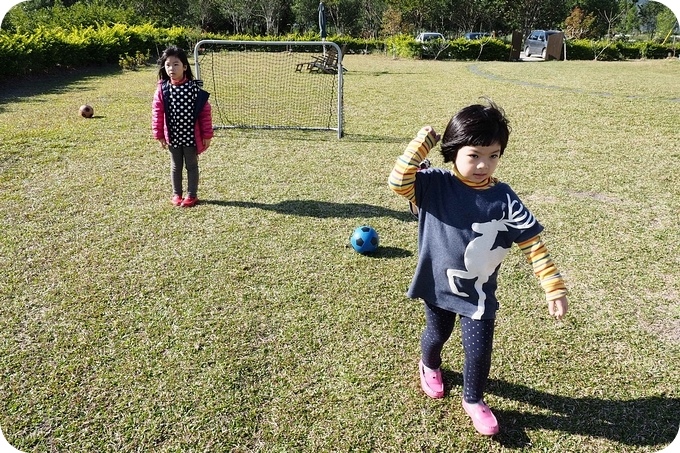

{"left": 1, "top": 55, "right": 679, "bottom": 452}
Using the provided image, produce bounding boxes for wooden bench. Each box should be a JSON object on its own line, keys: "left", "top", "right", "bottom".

{"left": 295, "top": 46, "right": 343, "bottom": 74}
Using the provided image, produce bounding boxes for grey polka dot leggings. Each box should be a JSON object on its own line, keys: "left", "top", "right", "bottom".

{"left": 421, "top": 302, "right": 495, "bottom": 404}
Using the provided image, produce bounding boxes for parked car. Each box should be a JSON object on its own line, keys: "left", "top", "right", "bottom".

{"left": 523, "top": 30, "right": 562, "bottom": 59}
{"left": 416, "top": 32, "right": 445, "bottom": 43}
{"left": 464, "top": 32, "right": 490, "bottom": 40}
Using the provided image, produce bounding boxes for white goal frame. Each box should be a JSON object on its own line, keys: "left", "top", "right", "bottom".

{"left": 194, "top": 40, "right": 344, "bottom": 138}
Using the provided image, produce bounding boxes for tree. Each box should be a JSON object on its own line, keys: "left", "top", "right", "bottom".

{"left": 14, "top": 0, "right": 655, "bottom": 41}
{"left": 358, "top": 0, "right": 387, "bottom": 38}
{"left": 572, "top": 0, "right": 620, "bottom": 37}
{"left": 618, "top": 0, "right": 641, "bottom": 35}
{"left": 636, "top": 0, "right": 665, "bottom": 37}
{"left": 504, "top": 0, "right": 568, "bottom": 37}
{"left": 219, "top": 0, "right": 254, "bottom": 34}
{"left": 657, "top": 6, "right": 679, "bottom": 42}
{"left": 449, "top": 0, "right": 508, "bottom": 35}
{"left": 599, "top": 4, "right": 625, "bottom": 38}
{"left": 386, "top": 0, "right": 439, "bottom": 33}
{"left": 381, "top": 5, "right": 409, "bottom": 35}
{"left": 253, "top": 0, "right": 287, "bottom": 35}
{"left": 564, "top": 6, "right": 597, "bottom": 38}
{"left": 452, "top": 0, "right": 487, "bottom": 34}
{"left": 189, "top": 0, "right": 219, "bottom": 30}
{"left": 291, "top": 0, "right": 321, "bottom": 33}
{"left": 319, "top": 0, "right": 363, "bottom": 35}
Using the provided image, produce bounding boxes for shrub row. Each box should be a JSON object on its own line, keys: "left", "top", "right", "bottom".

{"left": 1, "top": 24, "right": 677, "bottom": 78}
{"left": 384, "top": 35, "right": 511, "bottom": 61}
{"left": 565, "top": 39, "right": 676, "bottom": 60}
{"left": 0, "top": 24, "right": 204, "bottom": 78}
{"left": 194, "top": 32, "right": 384, "bottom": 55}
{"left": 385, "top": 34, "right": 678, "bottom": 61}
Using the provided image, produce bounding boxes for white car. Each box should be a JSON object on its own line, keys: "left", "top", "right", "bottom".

{"left": 415, "top": 32, "right": 445, "bottom": 43}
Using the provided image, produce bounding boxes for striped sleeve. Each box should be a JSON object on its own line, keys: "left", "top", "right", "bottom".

{"left": 388, "top": 127, "right": 439, "bottom": 203}
{"left": 518, "top": 235, "right": 568, "bottom": 301}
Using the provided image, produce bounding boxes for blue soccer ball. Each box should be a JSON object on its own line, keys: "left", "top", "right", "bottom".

{"left": 350, "top": 225, "right": 379, "bottom": 254}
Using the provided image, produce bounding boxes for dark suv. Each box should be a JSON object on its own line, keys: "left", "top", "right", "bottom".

{"left": 464, "top": 32, "right": 490, "bottom": 40}
{"left": 523, "top": 30, "right": 562, "bottom": 59}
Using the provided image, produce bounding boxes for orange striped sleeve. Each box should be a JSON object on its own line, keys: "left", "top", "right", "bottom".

{"left": 518, "top": 235, "right": 568, "bottom": 301}
{"left": 388, "top": 127, "right": 438, "bottom": 203}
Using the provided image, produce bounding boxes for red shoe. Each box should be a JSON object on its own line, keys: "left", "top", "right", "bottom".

{"left": 171, "top": 194, "right": 183, "bottom": 206}
{"left": 419, "top": 360, "right": 444, "bottom": 399}
{"left": 180, "top": 196, "right": 198, "bottom": 207}
{"left": 462, "top": 400, "right": 499, "bottom": 436}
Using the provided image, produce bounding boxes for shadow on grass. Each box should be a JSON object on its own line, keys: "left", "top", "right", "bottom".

{"left": 340, "top": 133, "right": 411, "bottom": 143}
{"left": 444, "top": 373, "right": 679, "bottom": 449}
{"left": 354, "top": 245, "right": 412, "bottom": 259}
{"left": 0, "top": 65, "right": 121, "bottom": 112}
{"left": 203, "top": 199, "right": 414, "bottom": 222}
{"left": 213, "top": 128, "right": 410, "bottom": 144}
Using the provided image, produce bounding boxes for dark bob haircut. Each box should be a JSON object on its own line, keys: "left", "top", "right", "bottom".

{"left": 440, "top": 100, "right": 511, "bottom": 163}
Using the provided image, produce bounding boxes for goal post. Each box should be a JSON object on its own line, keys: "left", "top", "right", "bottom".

{"left": 193, "top": 40, "right": 344, "bottom": 138}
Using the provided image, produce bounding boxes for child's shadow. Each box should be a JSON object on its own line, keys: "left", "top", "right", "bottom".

{"left": 442, "top": 371, "right": 679, "bottom": 449}
{"left": 203, "top": 199, "right": 414, "bottom": 258}
{"left": 203, "top": 198, "right": 413, "bottom": 221}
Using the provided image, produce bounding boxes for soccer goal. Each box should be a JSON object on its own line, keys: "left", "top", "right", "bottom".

{"left": 193, "top": 40, "right": 344, "bottom": 138}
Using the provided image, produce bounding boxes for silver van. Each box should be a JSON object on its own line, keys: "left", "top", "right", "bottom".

{"left": 523, "top": 30, "right": 562, "bottom": 59}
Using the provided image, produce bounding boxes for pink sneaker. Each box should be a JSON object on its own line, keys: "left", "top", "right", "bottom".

{"left": 462, "top": 400, "right": 499, "bottom": 436}
{"left": 180, "top": 196, "right": 198, "bottom": 208}
{"left": 419, "top": 360, "right": 444, "bottom": 399}
{"left": 171, "top": 194, "right": 183, "bottom": 206}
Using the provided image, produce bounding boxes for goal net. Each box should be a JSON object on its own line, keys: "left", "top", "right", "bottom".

{"left": 193, "top": 40, "right": 344, "bottom": 138}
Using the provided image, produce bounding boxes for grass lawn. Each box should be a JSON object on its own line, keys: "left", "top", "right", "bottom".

{"left": 0, "top": 55, "right": 679, "bottom": 452}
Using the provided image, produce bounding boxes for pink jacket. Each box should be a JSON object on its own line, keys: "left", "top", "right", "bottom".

{"left": 151, "top": 79, "right": 214, "bottom": 154}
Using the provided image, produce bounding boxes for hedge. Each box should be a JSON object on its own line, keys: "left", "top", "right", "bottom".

{"left": 565, "top": 39, "right": 677, "bottom": 61}
{"left": 0, "top": 24, "right": 204, "bottom": 78}
{"left": 384, "top": 34, "right": 512, "bottom": 61}
{"left": 0, "top": 24, "right": 677, "bottom": 78}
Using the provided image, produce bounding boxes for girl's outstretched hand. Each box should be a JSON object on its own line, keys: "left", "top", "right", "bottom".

{"left": 421, "top": 125, "right": 441, "bottom": 143}
{"left": 549, "top": 296, "right": 568, "bottom": 320}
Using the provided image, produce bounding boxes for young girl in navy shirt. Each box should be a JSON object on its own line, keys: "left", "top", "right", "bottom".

{"left": 389, "top": 101, "right": 568, "bottom": 436}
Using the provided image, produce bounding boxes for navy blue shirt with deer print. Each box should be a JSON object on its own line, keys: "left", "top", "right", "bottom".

{"left": 408, "top": 168, "right": 544, "bottom": 320}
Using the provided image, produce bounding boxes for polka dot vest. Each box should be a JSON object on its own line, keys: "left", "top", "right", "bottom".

{"left": 167, "top": 81, "right": 198, "bottom": 147}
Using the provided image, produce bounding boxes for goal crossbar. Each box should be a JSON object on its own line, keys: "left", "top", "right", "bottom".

{"left": 194, "top": 40, "right": 344, "bottom": 138}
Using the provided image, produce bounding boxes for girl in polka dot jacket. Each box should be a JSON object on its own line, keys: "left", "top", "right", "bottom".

{"left": 152, "top": 46, "right": 213, "bottom": 208}
{"left": 388, "top": 100, "right": 568, "bottom": 436}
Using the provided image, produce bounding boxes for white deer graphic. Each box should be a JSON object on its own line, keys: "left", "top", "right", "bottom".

{"left": 446, "top": 194, "right": 536, "bottom": 319}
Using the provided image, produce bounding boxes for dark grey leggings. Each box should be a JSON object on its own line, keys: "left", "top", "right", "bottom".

{"left": 169, "top": 145, "right": 199, "bottom": 198}
{"left": 421, "top": 302, "right": 495, "bottom": 403}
